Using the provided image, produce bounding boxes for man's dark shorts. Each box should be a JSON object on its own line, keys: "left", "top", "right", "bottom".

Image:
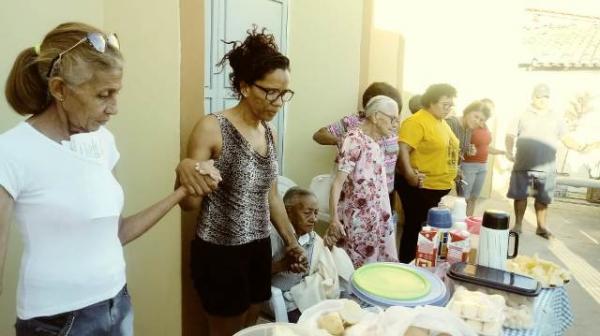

{"left": 507, "top": 170, "right": 555, "bottom": 205}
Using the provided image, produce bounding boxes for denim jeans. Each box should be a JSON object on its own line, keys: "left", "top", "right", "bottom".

{"left": 15, "top": 286, "right": 133, "bottom": 336}
{"left": 460, "top": 162, "right": 488, "bottom": 199}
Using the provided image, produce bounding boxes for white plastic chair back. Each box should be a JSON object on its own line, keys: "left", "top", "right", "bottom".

{"left": 277, "top": 175, "right": 297, "bottom": 199}
{"left": 309, "top": 174, "right": 333, "bottom": 222}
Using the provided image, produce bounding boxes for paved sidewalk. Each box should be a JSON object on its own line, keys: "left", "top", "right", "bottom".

{"left": 475, "top": 195, "right": 600, "bottom": 336}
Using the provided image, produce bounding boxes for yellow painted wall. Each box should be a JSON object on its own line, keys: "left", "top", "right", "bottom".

{"left": 0, "top": 2, "right": 104, "bottom": 333}
{"left": 0, "top": 1, "right": 182, "bottom": 335}
{"left": 179, "top": 0, "right": 207, "bottom": 335}
{"left": 103, "top": 0, "right": 182, "bottom": 335}
{"left": 284, "top": 0, "right": 364, "bottom": 187}
{"left": 360, "top": 0, "right": 405, "bottom": 98}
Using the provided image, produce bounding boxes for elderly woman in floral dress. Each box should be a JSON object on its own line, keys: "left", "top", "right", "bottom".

{"left": 325, "top": 95, "right": 400, "bottom": 268}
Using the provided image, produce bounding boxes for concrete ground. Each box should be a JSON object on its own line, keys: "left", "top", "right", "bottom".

{"left": 475, "top": 195, "right": 600, "bottom": 336}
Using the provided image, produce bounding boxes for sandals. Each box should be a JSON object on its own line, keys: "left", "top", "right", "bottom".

{"left": 536, "top": 227, "right": 553, "bottom": 240}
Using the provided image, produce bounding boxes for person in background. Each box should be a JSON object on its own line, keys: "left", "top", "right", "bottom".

{"left": 395, "top": 83, "right": 459, "bottom": 263}
{"left": 175, "top": 27, "right": 307, "bottom": 336}
{"left": 446, "top": 101, "right": 490, "bottom": 196}
{"left": 505, "top": 84, "right": 585, "bottom": 239}
{"left": 270, "top": 187, "right": 352, "bottom": 322}
{"left": 449, "top": 100, "right": 506, "bottom": 216}
{"left": 0, "top": 22, "right": 188, "bottom": 335}
{"left": 408, "top": 94, "right": 423, "bottom": 114}
{"left": 326, "top": 96, "right": 400, "bottom": 268}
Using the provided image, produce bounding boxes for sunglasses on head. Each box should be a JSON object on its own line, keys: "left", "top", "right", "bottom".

{"left": 46, "top": 32, "right": 120, "bottom": 78}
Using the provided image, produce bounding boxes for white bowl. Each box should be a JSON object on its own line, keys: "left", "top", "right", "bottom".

{"left": 234, "top": 322, "right": 312, "bottom": 336}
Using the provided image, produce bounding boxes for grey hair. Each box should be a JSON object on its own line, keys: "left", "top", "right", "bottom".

{"left": 364, "top": 95, "right": 399, "bottom": 118}
{"left": 283, "top": 187, "right": 316, "bottom": 208}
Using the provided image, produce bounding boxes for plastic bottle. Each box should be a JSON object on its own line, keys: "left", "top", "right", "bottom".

{"left": 452, "top": 197, "right": 467, "bottom": 223}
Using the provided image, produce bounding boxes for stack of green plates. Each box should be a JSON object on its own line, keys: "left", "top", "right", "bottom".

{"left": 351, "top": 262, "right": 448, "bottom": 307}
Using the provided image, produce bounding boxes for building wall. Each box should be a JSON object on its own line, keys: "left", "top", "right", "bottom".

{"left": 179, "top": 0, "right": 207, "bottom": 334}
{"left": 103, "top": 0, "right": 182, "bottom": 335}
{"left": 283, "top": 0, "right": 364, "bottom": 188}
{"left": 0, "top": 0, "right": 183, "bottom": 335}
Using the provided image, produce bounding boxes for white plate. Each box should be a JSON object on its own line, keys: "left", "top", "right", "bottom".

{"left": 234, "top": 322, "right": 312, "bottom": 336}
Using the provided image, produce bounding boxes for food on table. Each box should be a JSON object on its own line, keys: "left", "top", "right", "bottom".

{"left": 447, "top": 286, "right": 505, "bottom": 335}
{"left": 503, "top": 304, "right": 534, "bottom": 329}
{"left": 339, "top": 300, "right": 364, "bottom": 325}
{"left": 403, "top": 326, "right": 429, "bottom": 336}
{"left": 506, "top": 254, "right": 570, "bottom": 287}
{"left": 317, "top": 312, "right": 345, "bottom": 335}
{"left": 272, "top": 326, "right": 302, "bottom": 336}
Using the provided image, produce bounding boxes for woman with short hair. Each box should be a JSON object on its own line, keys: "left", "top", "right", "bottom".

{"left": 395, "top": 83, "right": 460, "bottom": 263}
{"left": 325, "top": 95, "right": 400, "bottom": 268}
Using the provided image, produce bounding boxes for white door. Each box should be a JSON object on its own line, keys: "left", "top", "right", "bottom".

{"left": 205, "top": 0, "right": 289, "bottom": 170}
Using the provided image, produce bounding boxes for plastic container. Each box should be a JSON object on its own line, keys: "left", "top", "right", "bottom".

{"left": 446, "top": 286, "right": 506, "bottom": 335}
{"left": 451, "top": 197, "right": 467, "bottom": 223}
{"left": 234, "top": 323, "right": 313, "bottom": 336}
{"left": 465, "top": 216, "right": 482, "bottom": 235}
{"left": 446, "top": 262, "right": 540, "bottom": 329}
{"left": 427, "top": 207, "right": 453, "bottom": 229}
{"left": 446, "top": 263, "right": 540, "bottom": 298}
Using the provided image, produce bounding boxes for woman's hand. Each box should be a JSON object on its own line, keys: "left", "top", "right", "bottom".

{"left": 176, "top": 159, "right": 222, "bottom": 196}
{"left": 406, "top": 169, "right": 425, "bottom": 188}
{"left": 467, "top": 144, "right": 477, "bottom": 156}
{"left": 324, "top": 218, "right": 346, "bottom": 248}
{"left": 285, "top": 243, "right": 309, "bottom": 274}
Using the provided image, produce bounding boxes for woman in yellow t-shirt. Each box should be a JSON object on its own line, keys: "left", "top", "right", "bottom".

{"left": 395, "top": 83, "right": 460, "bottom": 263}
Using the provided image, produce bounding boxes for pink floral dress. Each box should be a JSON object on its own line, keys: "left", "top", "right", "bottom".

{"left": 337, "top": 128, "right": 398, "bottom": 268}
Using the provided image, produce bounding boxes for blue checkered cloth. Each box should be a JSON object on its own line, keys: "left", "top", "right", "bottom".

{"left": 504, "top": 287, "right": 574, "bottom": 336}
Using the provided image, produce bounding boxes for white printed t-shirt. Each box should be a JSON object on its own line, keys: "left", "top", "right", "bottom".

{"left": 0, "top": 122, "right": 125, "bottom": 319}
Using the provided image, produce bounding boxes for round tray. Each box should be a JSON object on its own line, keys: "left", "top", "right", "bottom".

{"left": 351, "top": 263, "right": 447, "bottom": 307}
{"left": 352, "top": 263, "right": 432, "bottom": 301}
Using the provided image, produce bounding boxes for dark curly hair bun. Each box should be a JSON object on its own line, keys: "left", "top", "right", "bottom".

{"left": 217, "top": 25, "right": 289, "bottom": 98}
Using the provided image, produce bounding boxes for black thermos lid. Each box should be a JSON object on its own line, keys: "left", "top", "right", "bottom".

{"left": 482, "top": 210, "right": 510, "bottom": 230}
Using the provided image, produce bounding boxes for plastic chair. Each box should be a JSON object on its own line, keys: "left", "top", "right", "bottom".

{"left": 267, "top": 286, "right": 289, "bottom": 322}
{"left": 277, "top": 175, "right": 297, "bottom": 199}
{"left": 309, "top": 174, "right": 333, "bottom": 222}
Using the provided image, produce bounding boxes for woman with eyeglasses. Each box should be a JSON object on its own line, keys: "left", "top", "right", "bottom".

{"left": 395, "top": 83, "right": 460, "bottom": 263}
{"left": 0, "top": 22, "right": 188, "bottom": 335}
{"left": 175, "top": 27, "right": 307, "bottom": 336}
{"left": 324, "top": 95, "right": 400, "bottom": 268}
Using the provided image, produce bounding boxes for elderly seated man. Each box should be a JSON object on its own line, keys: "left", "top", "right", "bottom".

{"left": 269, "top": 187, "right": 353, "bottom": 322}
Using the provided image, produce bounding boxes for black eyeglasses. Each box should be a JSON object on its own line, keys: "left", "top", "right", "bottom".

{"left": 253, "top": 83, "right": 294, "bottom": 104}
{"left": 47, "top": 32, "right": 120, "bottom": 78}
{"left": 377, "top": 111, "right": 399, "bottom": 124}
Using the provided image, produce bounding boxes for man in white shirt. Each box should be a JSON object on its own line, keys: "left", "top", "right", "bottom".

{"left": 506, "top": 84, "right": 586, "bottom": 239}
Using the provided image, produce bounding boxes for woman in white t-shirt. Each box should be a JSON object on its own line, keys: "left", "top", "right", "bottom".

{"left": 0, "top": 22, "right": 187, "bottom": 335}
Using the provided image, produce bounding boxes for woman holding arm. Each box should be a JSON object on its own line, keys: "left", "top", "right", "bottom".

{"left": 175, "top": 27, "right": 307, "bottom": 336}
{"left": 0, "top": 22, "right": 187, "bottom": 335}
